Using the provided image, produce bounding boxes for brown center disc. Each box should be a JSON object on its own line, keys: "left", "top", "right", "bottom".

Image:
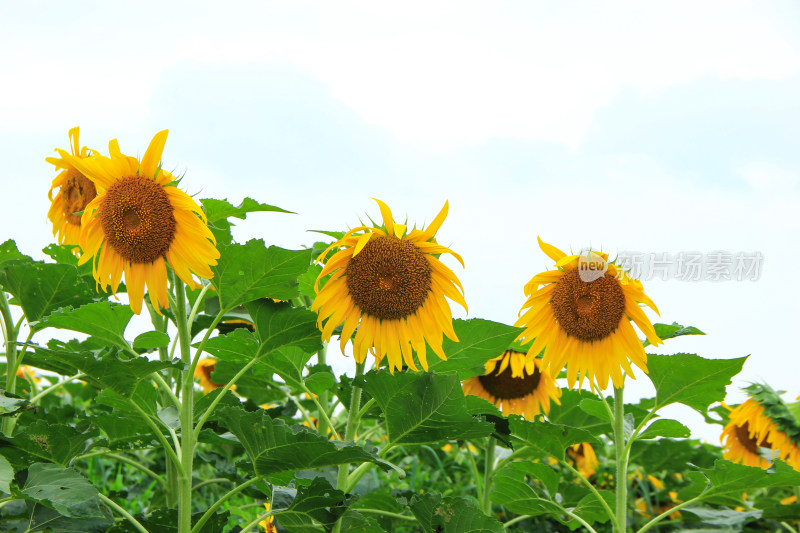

{"left": 734, "top": 422, "right": 771, "bottom": 453}
{"left": 62, "top": 168, "right": 97, "bottom": 225}
{"left": 345, "top": 235, "right": 432, "bottom": 320}
{"left": 478, "top": 357, "right": 542, "bottom": 400}
{"left": 550, "top": 269, "right": 626, "bottom": 342}
{"left": 99, "top": 175, "right": 177, "bottom": 264}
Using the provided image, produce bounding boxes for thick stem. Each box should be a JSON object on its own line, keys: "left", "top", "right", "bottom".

{"left": 482, "top": 438, "right": 496, "bottom": 513}
{"left": 333, "top": 362, "right": 365, "bottom": 533}
{"left": 316, "top": 342, "right": 330, "bottom": 438}
{"left": 175, "top": 280, "right": 195, "bottom": 533}
{"left": 1, "top": 292, "right": 18, "bottom": 437}
{"left": 614, "top": 386, "right": 628, "bottom": 533}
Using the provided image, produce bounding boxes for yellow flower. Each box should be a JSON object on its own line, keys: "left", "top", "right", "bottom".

{"left": 567, "top": 442, "right": 599, "bottom": 479}
{"left": 635, "top": 492, "right": 682, "bottom": 520}
{"left": 259, "top": 503, "right": 276, "bottom": 533}
{"left": 60, "top": 130, "right": 220, "bottom": 314}
{"left": 461, "top": 350, "right": 561, "bottom": 419}
{"left": 720, "top": 399, "right": 800, "bottom": 470}
{"left": 312, "top": 199, "right": 466, "bottom": 372}
{"left": 47, "top": 127, "right": 97, "bottom": 248}
{"left": 194, "top": 358, "right": 224, "bottom": 394}
{"left": 514, "top": 238, "right": 661, "bottom": 390}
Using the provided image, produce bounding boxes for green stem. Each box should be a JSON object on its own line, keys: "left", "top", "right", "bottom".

{"left": 635, "top": 493, "right": 707, "bottom": 533}
{"left": 193, "top": 477, "right": 234, "bottom": 490}
{"left": 482, "top": 438, "right": 496, "bottom": 513}
{"left": 561, "top": 459, "right": 615, "bottom": 522}
{"left": 558, "top": 504, "right": 599, "bottom": 533}
{"left": 355, "top": 398, "right": 377, "bottom": 421}
{"left": 29, "top": 373, "right": 86, "bottom": 404}
{"left": 191, "top": 477, "right": 262, "bottom": 533}
{"left": 175, "top": 279, "right": 195, "bottom": 533}
{"left": 125, "top": 397, "right": 181, "bottom": 469}
{"left": 75, "top": 451, "right": 166, "bottom": 488}
{"left": 193, "top": 355, "right": 261, "bottom": 440}
{"left": 290, "top": 394, "right": 318, "bottom": 430}
{"left": 333, "top": 362, "right": 365, "bottom": 533}
{"left": 466, "top": 442, "right": 483, "bottom": 505}
{"left": 357, "top": 508, "right": 417, "bottom": 521}
{"left": 624, "top": 410, "right": 657, "bottom": 460}
{"left": 316, "top": 342, "right": 330, "bottom": 439}
{"left": 240, "top": 509, "right": 274, "bottom": 533}
{"left": 781, "top": 522, "right": 800, "bottom": 533}
{"left": 99, "top": 493, "right": 148, "bottom": 533}
{"left": 614, "top": 386, "right": 628, "bottom": 533}
{"left": 152, "top": 372, "right": 181, "bottom": 409}
{"left": 186, "top": 283, "right": 212, "bottom": 331}
{"left": 503, "top": 514, "right": 531, "bottom": 528}
{"left": 301, "top": 384, "right": 340, "bottom": 439}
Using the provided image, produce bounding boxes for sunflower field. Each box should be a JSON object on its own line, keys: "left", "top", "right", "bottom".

{"left": 1, "top": 128, "right": 799, "bottom": 533}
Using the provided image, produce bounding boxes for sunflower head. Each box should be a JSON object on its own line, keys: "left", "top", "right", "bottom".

{"left": 194, "top": 358, "right": 224, "bottom": 394}
{"left": 514, "top": 237, "right": 662, "bottom": 390}
{"left": 312, "top": 199, "right": 467, "bottom": 373}
{"left": 259, "top": 503, "right": 276, "bottom": 533}
{"left": 59, "top": 130, "right": 220, "bottom": 314}
{"left": 461, "top": 350, "right": 561, "bottom": 419}
{"left": 721, "top": 388, "right": 800, "bottom": 471}
{"left": 47, "top": 127, "right": 98, "bottom": 249}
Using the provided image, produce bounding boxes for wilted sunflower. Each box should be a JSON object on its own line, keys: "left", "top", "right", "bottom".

{"left": 194, "top": 358, "right": 224, "bottom": 394}
{"left": 462, "top": 350, "right": 561, "bottom": 419}
{"left": 60, "top": 130, "right": 220, "bottom": 314}
{"left": 720, "top": 384, "right": 800, "bottom": 470}
{"left": 47, "top": 127, "right": 97, "bottom": 248}
{"left": 567, "top": 442, "right": 599, "bottom": 479}
{"left": 515, "top": 238, "right": 661, "bottom": 390}
{"left": 312, "top": 199, "right": 466, "bottom": 372}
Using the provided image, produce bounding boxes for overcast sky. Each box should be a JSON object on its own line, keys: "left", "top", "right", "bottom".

{"left": 2, "top": 1, "right": 799, "bottom": 442}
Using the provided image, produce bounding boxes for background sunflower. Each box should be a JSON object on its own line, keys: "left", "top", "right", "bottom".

{"left": 312, "top": 198, "right": 466, "bottom": 372}
{"left": 515, "top": 237, "right": 661, "bottom": 390}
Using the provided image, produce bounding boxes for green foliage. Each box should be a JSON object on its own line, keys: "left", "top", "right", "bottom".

{"left": 33, "top": 301, "right": 135, "bottom": 351}
{"left": 202, "top": 197, "right": 293, "bottom": 245}
{"left": 427, "top": 318, "right": 521, "bottom": 378}
{"left": 509, "top": 417, "right": 599, "bottom": 460}
{"left": 21, "top": 463, "right": 106, "bottom": 518}
{"left": 645, "top": 321, "right": 705, "bottom": 347}
{"left": 409, "top": 493, "right": 505, "bottom": 533}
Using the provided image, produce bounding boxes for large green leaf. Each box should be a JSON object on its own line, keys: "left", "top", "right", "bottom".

{"left": 546, "top": 390, "right": 608, "bottom": 436}
{"left": 647, "top": 353, "right": 747, "bottom": 412}
{"left": 0, "top": 500, "right": 113, "bottom": 533}
{"left": 0, "top": 239, "right": 32, "bottom": 267}
{"left": 0, "top": 419, "right": 97, "bottom": 467}
{"left": 105, "top": 508, "right": 229, "bottom": 533}
{"left": 426, "top": 319, "right": 521, "bottom": 378}
{"left": 491, "top": 461, "right": 560, "bottom": 510}
{"left": 639, "top": 419, "right": 691, "bottom": 439}
{"left": 630, "top": 438, "right": 718, "bottom": 473}
{"left": 246, "top": 299, "right": 322, "bottom": 356}
{"left": 509, "top": 417, "right": 599, "bottom": 461}
{"left": 215, "top": 406, "right": 387, "bottom": 477}
{"left": 409, "top": 492, "right": 505, "bottom": 533}
{"left": 21, "top": 463, "right": 105, "bottom": 518}
{"left": 358, "top": 371, "right": 494, "bottom": 444}
{"left": 0, "top": 454, "right": 11, "bottom": 494}
{"left": 202, "top": 197, "right": 293, "bottom": 245}
{"left": 0, "top": 391, "right": 32, "bottom": 417}
{"left": 201, "top": 329, "right": 312, "bottom": 390}
{"left": 0, "top": 261, "right": 96, "bottom": 322}
{"left": 681, "top": 460, "right": 800, "bottom": 502}
{"left": 211, "top": 240, "right": 312, "bottom": 311}
{"left": 33, "top": 301, "right": 134, "bottom": 350}
{"left": 272, "top": 477, "right": 348, "bottom": 533}
{"left": 644, "top": 322, "right": 705, "bottom": 347}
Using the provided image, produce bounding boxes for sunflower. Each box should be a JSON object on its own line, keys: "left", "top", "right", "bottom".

{"left": 194, "top": 358, "right": 224, "bottom": 394}
{"left": 312, "top": 199, "right": 466, "bottom": 372}
{"left": 259, "top": 503, "right": 276, "bottom": 533}
{"left": 514, "top": 237, "right": 661, "bottom": 390}
{"left": 720, "top": 390, "right": 800, "bottom": 470}
{"left": 47, "top": 127, "right": 97, "bottom": 248}
{"left": 59, "top": 130, "right": 220, "bottom": 314}
{"left": 461, "top": 350, "right": 561, "bottom": 419}
{"left": 567, "top": 442, "right": 599, "bottom": 479}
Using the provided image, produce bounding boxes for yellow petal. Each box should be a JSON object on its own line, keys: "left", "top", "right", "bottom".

{"left": 140, "top": 130, "right": 169, "bottom": 178}
{"left": 372, "top": 198, "right": 395, "bottom": 236}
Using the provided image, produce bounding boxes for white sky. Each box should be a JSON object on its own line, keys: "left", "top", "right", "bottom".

{"left": 2, "top": 1, "right": 800, "bottom": 443}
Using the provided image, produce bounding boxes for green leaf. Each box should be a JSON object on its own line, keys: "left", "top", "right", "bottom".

{"left": 572, "top": 490, "right": 616, "bottom": 528}
{"left": 0, "top": 454, "right": 12, "bottom": 494}
{"left": 426, "top": 319, "right": 521, "bottom": 378}
{"left": 105, "top": 508, "right": 229, "bottom": 533}
{"left": 0, "top": 261, "right": 96, "bottom": 322}
{"left": 246, "top": 299, "right": 322, "bottom": 356}
{"left": 91, "top": 414, "right": 154, "bottom": 448}
{"left": 21, "top": 463, "right": 105, "bottom": 518}
{"left": 0, "top": 419, "right": 97, "bottom": 467}
{"left": 630, "top": 438, "right": 719, "bottom": 473}
{"left": 647, "top": 353, "right": 747, "bottom": 412}
{"left": 547, "top": 390, "right": 609, "bottom": 436}
{"left": 644, "top": 322, "right": 705, "bottom": 347}
{"left": 211, "top": 240, "right": 312, "bottom": 311}
{"left": 358, "top": 371, "right": 494, "bottom": 444}
{"left": 202, "top": 197, "right": 293, "bottom": 245}
{"left": 492, "top": 461, "right": 560, "bottom": 505}
{"left": 509, "top": 417, "right": 599, "bottom": 461}
{"left": 305, "top": 366, "right": 335, "bottom": 396}
{"left": 409, "top": 492, "right": 505, "bottom": 533}
{"left": 201, "top": 329, "right": 312, "bottom": 391}
{"left": 298, "top": 263, "right": 323, "bottom": 301}
{"left": 215, "top": 406, "right": 387, "bottom": 477}
{"left": 273, "top": 477, "right": 348, "bottom": 532}
{"left": 0, "top": 391, "right": 31, "bottom": 417}
{"left": 132, "top": 331, "right": 170, "bottom": 350}
{"left": 0, "top": 500, "right": 113, "bottom": 533}
{"left": 0, "top": 239, "right": 32, "bottom": 267}
{"left": 681, "top": 460, "right": 800, "bottom": 501}
{"left": 33, "top": 301, "right": 134, "bottom": 351}
{"left": 639, "top": 419, "right": 691, "bottom": 439}
{"left": 337, "top": 510, "right": 384, "bottom": 533}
